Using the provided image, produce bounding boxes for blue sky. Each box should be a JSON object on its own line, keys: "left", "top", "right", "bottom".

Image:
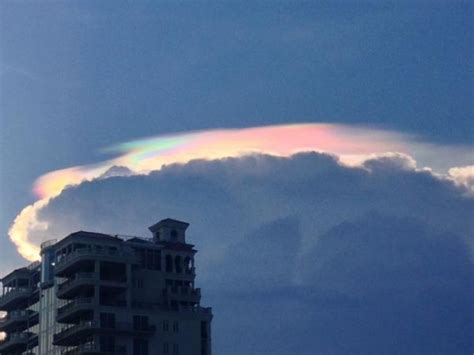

{"left": 0, "top": 2, "right": 472, "bottom": 353}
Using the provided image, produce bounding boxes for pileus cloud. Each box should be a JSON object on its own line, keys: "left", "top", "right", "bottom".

{"left": 8, "top": 124, "right": 474, "bottom": 261}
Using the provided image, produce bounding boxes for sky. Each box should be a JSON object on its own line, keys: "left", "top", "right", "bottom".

{"left": 0, "top": 1, "right": 473, "bottom": 354}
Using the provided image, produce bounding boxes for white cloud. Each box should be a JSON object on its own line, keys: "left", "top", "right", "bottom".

{"left": 449, "top": 165, "right": 474, "bottom": 194}
{"left": 11, "top": 124, "right": 472, "bottom": 263}
{"left": 5, "top": 152, "right": 473, "bottom": 354}
{"left": 24, "top": 152, "right": 474, "bottom": 258}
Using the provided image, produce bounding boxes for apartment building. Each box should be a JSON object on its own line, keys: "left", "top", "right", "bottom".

{"left": 0, "top": 218, "right": 212, "bottom": 355}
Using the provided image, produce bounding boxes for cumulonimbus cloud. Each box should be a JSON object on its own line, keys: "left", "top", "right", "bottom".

{"left": 8, "top": 123, "right": 474, "bottom": 261}
{"left": 12, "top": 150, "right": 472, "bottom": 354}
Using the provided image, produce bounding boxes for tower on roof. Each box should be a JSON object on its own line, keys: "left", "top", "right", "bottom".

{"left": 149, "top": 218, "right": 190, "bottom": 244}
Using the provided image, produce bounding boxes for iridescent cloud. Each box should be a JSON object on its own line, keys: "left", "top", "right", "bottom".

{"left": 9, "top": 123, "right": 474, "bottom": 261}
{"left": 33, "top": 124, "right": 408, "bottom": 199}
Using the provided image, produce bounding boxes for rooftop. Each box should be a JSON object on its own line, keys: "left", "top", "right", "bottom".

{"left": 148, "top": 218, "right": 190, "bottom": 233}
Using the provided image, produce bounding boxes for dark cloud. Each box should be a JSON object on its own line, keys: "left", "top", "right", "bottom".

{"left": 214, "top": 216, "right": 302, "bottom": 290}
{"left": 208, "top": 214, "right": 472, "bottom": 355}
{"left": 34, "top": 153, "right": 473, "bottom": 354}
{"left": 304, "top": 214, "right": 471, "bottom": 354}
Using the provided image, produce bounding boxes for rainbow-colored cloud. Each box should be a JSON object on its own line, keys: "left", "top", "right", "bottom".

{"left": 8, "top": 123, "right": 474, "bottom": 261}
{"left": 33, "top": 124, "right": 408, "bottom": 199}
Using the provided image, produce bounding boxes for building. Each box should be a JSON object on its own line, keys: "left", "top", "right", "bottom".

{"left": 0, "top": 218, "right": 212, "bottom": 355}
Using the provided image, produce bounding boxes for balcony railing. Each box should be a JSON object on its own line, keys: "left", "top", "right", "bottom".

{"left": 180, "top": 287, "right": 200, "bottom": 297}
{"left": 115, "top": 321, "right": 156, "bottom": 334}
{"left": 54, "top": 321, "right": 96, "bottom": 344}
{"left": 59, "top": 273, "right": 95, "bottom": 288}
{"left": 0, "top": 287, "right": 33, "bottom": 310}
{"left": 0, "top": 309, "right": 36, "bottom": 332}
{"left": 164, "top": 286, "right": 201, "bottom": 301}
{"left": 61, "top": 343, "right": 127, "bottom": 355}
{"left": 0, "top": 287, "right": 32, "bottom": 298}
{"left": 0, "top": 331, "right": 35, "bottom": 352}
{"left": 57, "top": 297, "right": 94, "bottom": 316}
{"left": 56, "top": 248, "right": 135, "bottom": 267}
{"left": 0, "top": 309, "right": 30, "bottom": 322}
{"left": 57, "top": 273, "right": 95, "bottom": 296}
{"left": 4, "top": 332, "right": 32, "bottom": 341}
{"left": 165, "top": 266, "right": 196, "bottom": 275}
{"left": 201, "top": 307, "right": 212, "bottom": 314}
{"left": 54, "top": 320, "right": 155, "bottom": 346}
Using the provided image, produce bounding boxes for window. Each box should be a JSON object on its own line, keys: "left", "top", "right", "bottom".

{"left": 100, "top": 335, "right": 115, "bottom": 352}
{"left": 133, "top": 315, "right": 149, "bottom": 331}
{"left": 175, "top": 256, "right": 182, "bottom": 273}
{"left": 165, "top": 255, "right": 173, "bottom": 272}
{"left": 163, "top": 342, "right": 169, "bottom": 354}
{"left": 154, "top": 250, "right": 162, "bottom": 270}
{"left": 172, "top": 321, "right": 179, "bottom": 333}
{"left": 100, "top": 313, "right": 115, "bottom": 329}
{"left": 173, "top": 343, "right": 179, "bottom": 355}
{"left": 171, "top": 229, "right": 178, "bottom": 240}
{"left": 201, "top": 341, "right": 208, "bottom": 355}
{"left": 133, "top": 279, "right": 144, "bottom": 288}
{"left": 136, "top": 248, "right": 161, "bottom": 270}
{"left": 163, "top": 320, "right": 169, "bottom": 332}
{"left": 146, "top": 249, "right": 154, "bottom": 269}
{"left": 201, "top": 321, "right": 208, "bottom": 338}
{"left": 184, "top": 257, "right": 192, "bottom": 274}
{"left": 137, "top": 249, "right": 146, "bottom": 267}
{"left": 133, "top": 338, "right": 148, "bottom": 355}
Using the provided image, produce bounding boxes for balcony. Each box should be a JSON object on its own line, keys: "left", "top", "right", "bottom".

{"left": 165, "top": 266, "right": 196, "bottom": 278}
{"left": 0, "top": 310, "right": 37, "bottom": 333}
{"left": 0, "top": 287, "right": 33, "bottom": 311}
{"left": 55, "top": 248, "right": 136, "bottom": 277}
{"left": 54, "top": 320, "right": 155, "bottom": 347}
{"left": 53, "top": 321, "right": 98, "bottom": 346}
{"left": 57, "top": 274, "right": 128, "bottom": 301}
{"left": 57, "top": 298, "right": 94, "bottom": 323}
{"left": 113, "top": 321, "right": 156, "bottom": 335}
{"left": 0, "top": 331, "right": 35, "bottom": 353}
{"left": 61, "top": 343, "right": 127, "bottom": 355}
{"left": 163, "top": 286, "right": 201, "bottom": 303}
{"left": 57, "top": 273, "right": 95, "bottom": 299}
{"left": 200, "top": 307, "right": 212, "bottom": 315}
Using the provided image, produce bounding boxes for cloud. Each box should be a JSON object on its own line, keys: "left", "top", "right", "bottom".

{"left": 7, "top": 151, "right": 472, "bottom": 354}
{"left": 223, "top": 214, "right": 472, "bottom": 355}
{"left": 30, "top": 124, "right": 473, "bottom": 200}
{"left": 27, "top": 152, "right": 473, "bottom": 257}
{"left": 8, "top": 124, "right": 474, "bottom": 262}
{"left": 449, "top": 165, "right": 474, "bottom": 194}
{"left": 4, "top": 123, "right": 473, "bottom": 354}
{"left": 9, "top": 199, "right": 50, "bottom": 261}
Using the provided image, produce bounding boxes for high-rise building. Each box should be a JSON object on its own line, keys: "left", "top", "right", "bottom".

{"left": 0, "top": 218, "right": 212, "bottom": 355}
